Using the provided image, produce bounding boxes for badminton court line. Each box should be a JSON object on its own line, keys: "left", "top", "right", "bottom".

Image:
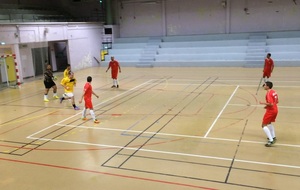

{"left": 28, "top": 134, "right": 300, "bottom": 170}
{"left": 27, "top": 79, "right": 155, "bottom": 139}
{"left": 229, "top": 103, "right": 300, "bottom": 109}
{"left": 37, "top": 123, "right": 300, "bottom": 148}
{"left": 204, "top": 85, "right": 240, "bottom": 138}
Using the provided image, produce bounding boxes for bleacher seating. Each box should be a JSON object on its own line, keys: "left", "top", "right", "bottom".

{"left": 103, "top": 31, "right": 300, "bottom": 67}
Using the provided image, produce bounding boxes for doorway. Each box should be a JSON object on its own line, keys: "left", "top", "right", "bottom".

{"left": 31, "top": 47, "right": 49, "bottom": 76}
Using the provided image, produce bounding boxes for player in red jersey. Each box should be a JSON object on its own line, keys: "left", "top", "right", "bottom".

{"left": 79, "top": 76, "right": 100, "bottom": 123}
{"left": 263, "top": 53, "right": 274, "bottom": 83}
{"left": 259, "top": 81, "right": 279, "bottom": 147}
{"left": 106, "top": 56, "right": 121, "bottom": 88}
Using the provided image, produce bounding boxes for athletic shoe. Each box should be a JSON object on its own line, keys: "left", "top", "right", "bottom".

{"left": 74, "top": 106, "right": 80, "bottom": 110}
{"left": 60, "top": 97, "right": 63, "bottom": 103}
{"left": 53, "top": 95, "right": 59, "bottom": 99}
{"left": 267, "top": 137, "right": 277, "bottom": 144}
{"left": 265, "top": 141, "right": 273, "bottom": 147}
{"left": 94, "top": 119, "right": 100, "bottom": 123}
{"left": 44, "top": 98, "right": 49, "bottom": 102}
{"left": 82, "top": 117, "right": 88, "bottom": 121}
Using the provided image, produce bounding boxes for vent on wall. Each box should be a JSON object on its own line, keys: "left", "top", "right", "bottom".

{"left": 19, "top": 44, "right": 28, "bottom": 48}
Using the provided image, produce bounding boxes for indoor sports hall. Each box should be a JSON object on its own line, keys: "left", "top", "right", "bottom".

{"left": 0, "top": 66, "right": 300, "bottom": 190}
{"left": 1, "top": 0, "right": 300, "bottom": 190}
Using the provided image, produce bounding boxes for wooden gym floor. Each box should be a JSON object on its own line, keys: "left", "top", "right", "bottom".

{"left": 0, "top": 66, "right": 299, "bottom": 190}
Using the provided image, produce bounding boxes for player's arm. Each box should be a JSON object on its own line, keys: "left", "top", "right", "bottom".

{"left": 118, "top": 63, "right": 121, "bottom": 73}
{"left": 92, "top": 91, "right": 99, "bottom": 98}
{"left": 79, "top": 89, "right": 87, "bottom": 103}
{"left": 260, "top": 101, "right": 273, "bottom": 106}
{"left": 106, "top": 64, "right": 111, "bottom": 72}
{"left": 69, "top": 78, "right": 76, "bottom": 86}
{"left": 260, "top": 95, "right": 274, "bottom": 107}
{"left": 60, "top": 79, "right": 69, "bottom": 90}
{"left": 271, "top": 61, "right": 274, "bottom": 72}
{"left": 263, "top": 59, "right": 267, "bottom": 72}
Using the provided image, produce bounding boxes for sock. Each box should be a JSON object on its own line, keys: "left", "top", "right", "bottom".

{"left": 44, "top": 94, "right": 48, "bottom": 99}
{"left": 73, "top": 104, "right": 76, "bottom": 108}
{"left": 82, "top": 108, "right": 87, "bottom": 118}
{"left": 90, "top": 110, "right": 96, "bottom": 120}
{"left": 267, "top": 124, "right": 276, "bottom": 138}
{"left": 263, "top": 126, "right": 273, "bottom": 142}
{"left": 53, "top": 93, "right": 57, "bottom": 97}
{"left": 113, "top": 79, "right": 117, "bottom": 86}
{"left": 263, "top": 77, "right": 267, "bottom": 83}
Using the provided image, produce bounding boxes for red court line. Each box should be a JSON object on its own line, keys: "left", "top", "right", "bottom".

{"left": 0, "top": 157, "right": 217, "bottom": 190}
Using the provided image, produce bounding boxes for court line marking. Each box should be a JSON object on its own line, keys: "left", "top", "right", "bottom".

{"left": 228, "top": 103, "right": 300, "bottom": 109}
{"left": 25, "top": 79, "right": 300, "bottom": 172}
{"left": 158, "top": 79, "right": 300, "bottom": 83}
{"left": 204, "top": 85, "right": 240, "bottom": 138}
{"left": 27, "top": 136, "right": 300, "bottom": 170}
{"left": 32, "top": 123, "right": 300, "bottom": 148}
{"left": 0, "top": 157, "right": 217, "bottom": 190}
{"left": 27, "top": 79, "right": 154, "bottom": 139}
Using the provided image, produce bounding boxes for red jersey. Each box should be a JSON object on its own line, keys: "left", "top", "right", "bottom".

{"left": 265, "top": 89, "right": 278, "bottom": 112}
{"left": 83, "top": 82, "right": 93, "bottom": 109}
{"left": 109, "top": 60, "right": 120, "bottom": 79}
{"left": 83, "top": 82, "right": 92, "bottom": 100}
{"left": 263, "top": 58, "right": 274, "bottom": 77}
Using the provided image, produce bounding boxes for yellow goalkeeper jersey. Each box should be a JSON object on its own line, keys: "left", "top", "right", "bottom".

{"left": 61, "top": 77, "right": 76, "bottom": 93}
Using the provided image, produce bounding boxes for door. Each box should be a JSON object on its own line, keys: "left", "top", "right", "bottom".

{"left": 32, "top": 47, "right": 48, "bottom": 76}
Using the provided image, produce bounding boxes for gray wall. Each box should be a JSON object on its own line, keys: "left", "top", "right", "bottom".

{"left": 116, "top": 0, "right": 300, "bottom": 37}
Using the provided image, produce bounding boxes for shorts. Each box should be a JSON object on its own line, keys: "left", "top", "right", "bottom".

{"left": 263, "top": 71, "right": 271, "bottom": 78}
{"left": 262, "top": 111, "right": 278, "bottom": 125}
{"left": 84, "top": 98, "right": 93, "bottom": 109}
{"left": 44, "top": 81, "right": 56, "bottom": 89}
{"left": 63, "top": 93, "right": 74, "bottom": 98}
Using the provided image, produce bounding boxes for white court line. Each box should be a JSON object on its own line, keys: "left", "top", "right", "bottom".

{"left": 162, "top": 79, "right": 300, "bottom": 83}
{"left": 26, "top": 80, "right": 300, "bottom": 171}
{"left": 27, "top": 79, "right": 154, "bottom": 139}
{"left": 204, "top": 85, "right": 240, "bottom": 138}
{"left": 28, "top": 136, "right": 300, "bottom": 170}
{"left": 229, "top": 103, "right": 300, "bottom": 109}
{"left": 46, "top": 123, "right": 300, "bottom": 148}
{"left": 149, "top": 82, "right": 300, "bottom": 88}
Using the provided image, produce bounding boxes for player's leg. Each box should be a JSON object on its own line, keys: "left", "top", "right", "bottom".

{"left": 82, "top": 107, "right": 87, "bottom": 120}
{"left": 111, "top": 78, "right": 117, "bottom": 88}
{"left": 44, "top": 88, "right": 50, "bottom": 102}
{"left": 267, "top": 113, "right": 277, "bottom": 143}
{"left": 71, "top": 95, "right": 79, "bottom": 110}
{"left": 116, "top": 78, "right": 119, "bottom": 88}
{"left": 60, "top": 93, "right": 69, "bottom": 103}
{"left": 262, "top": 113, "right": 274, "bottom": 147}
{"left": 52, "top": 84, "right": 59, "bottom": 99}
{"left": 267, "top": 123, "right": 276, "bottom": 143}
{"left": 86, "top": 101, "right": 99, "bottom": 123}
{"left": 89, "top": 109, "right": 99, "bottom": 123}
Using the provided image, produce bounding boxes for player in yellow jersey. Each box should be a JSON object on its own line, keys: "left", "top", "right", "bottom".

{"left": 63, "top": 64, "right": 71, "bottom": 78}
{"left": 60, "top": 71, "right": 80, "bottom": 110}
